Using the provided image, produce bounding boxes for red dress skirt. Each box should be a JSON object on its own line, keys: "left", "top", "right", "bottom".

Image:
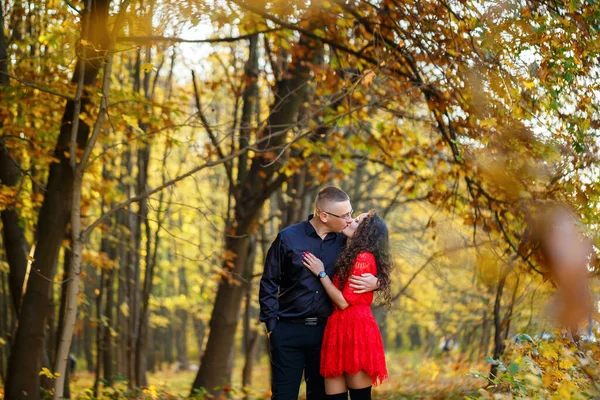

{"left": 320, "top": 251, "right": 388, "bottom": 385}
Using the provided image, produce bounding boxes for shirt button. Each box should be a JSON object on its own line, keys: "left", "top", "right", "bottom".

{"left": 316, "top": 291, "right": 319, "bottom": 293}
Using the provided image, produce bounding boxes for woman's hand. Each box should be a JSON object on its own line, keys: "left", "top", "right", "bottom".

{"left": 302, "top": 252, "right": 325, "bottom": 276}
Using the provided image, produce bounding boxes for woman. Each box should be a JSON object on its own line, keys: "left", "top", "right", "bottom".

{"left": 303, "top": 211, "right": 392, "bottom": 400}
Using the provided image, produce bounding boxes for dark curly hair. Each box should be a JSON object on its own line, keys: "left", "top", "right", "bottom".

{"left": 335, "top": 211, "right": 392, "bottom": 306}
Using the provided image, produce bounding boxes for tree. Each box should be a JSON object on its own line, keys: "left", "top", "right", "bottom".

{"left": 5, "top": 0, "right": 112, "bottom": 397}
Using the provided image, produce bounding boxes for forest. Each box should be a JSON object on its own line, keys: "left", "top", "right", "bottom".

{"left": 1, "top": 0, "right": 600, "bottom": 398}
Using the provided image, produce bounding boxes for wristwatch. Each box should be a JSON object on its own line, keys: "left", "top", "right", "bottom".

{"left": 318, "top": 271, "right": 327, "bottom": 279}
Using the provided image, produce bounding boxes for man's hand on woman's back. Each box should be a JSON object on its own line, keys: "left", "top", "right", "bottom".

{"left": 348, "top": 273, "right": 379, "bottom": 294}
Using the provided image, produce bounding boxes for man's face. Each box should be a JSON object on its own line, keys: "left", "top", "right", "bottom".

{"left": 319, "top": 200, "right": 353, "bottom": 233}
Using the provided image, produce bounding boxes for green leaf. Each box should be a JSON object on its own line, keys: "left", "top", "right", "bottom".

{"left": 515, "top": 333, "right": 535, "bottom": 344}
{"left": 509, "top": 361, "right": 519, "bottom": 374}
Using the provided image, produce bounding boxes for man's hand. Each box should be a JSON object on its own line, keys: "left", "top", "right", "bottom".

{"left": 348, "top": 273, "right": 379, "bottom": 294}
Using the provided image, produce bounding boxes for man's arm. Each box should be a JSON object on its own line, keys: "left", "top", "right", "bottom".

{"left": 259, "top": 234, "right": 284, "bottom": 334}
{"left": 348, "top": 273, "right": 379, "bottom": 294}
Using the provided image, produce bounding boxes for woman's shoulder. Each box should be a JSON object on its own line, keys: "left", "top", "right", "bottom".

{"left": 355, "top": 251, "right": 376, "bottom": 263}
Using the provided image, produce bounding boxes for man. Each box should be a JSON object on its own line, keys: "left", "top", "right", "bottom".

{"left": 259, "top": 186, "right": 379, "bottom": 399}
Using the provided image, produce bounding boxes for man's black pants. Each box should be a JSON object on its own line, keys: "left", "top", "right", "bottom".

{"left": 269, "top": 319, "right": 327, "bottom": 400}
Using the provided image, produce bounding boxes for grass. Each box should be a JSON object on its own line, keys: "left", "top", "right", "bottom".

{"left": 64, "top": 351, "right": 485, "bottom": 399}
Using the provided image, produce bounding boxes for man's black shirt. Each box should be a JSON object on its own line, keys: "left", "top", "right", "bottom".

{"left": 259, "top": 216, "right": 347, "bottom": 332}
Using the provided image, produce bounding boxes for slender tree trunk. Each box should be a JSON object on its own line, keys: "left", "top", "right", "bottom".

{"left": 0, "top": 268, "right": 9, "bottom": 383}
{"left": 489, "top": 269, "right": 508, "bottom": 381}
{"left": 0, "top": 6, "right": 29, "bottom": 311}
{"left": 93, "top": 268, "right": 105, "bottom": 397}
{"left": 103, "top": 263, "right": 115, "bottom": 385}
{"left": 127, "top": 48, "right": 143, "bottom": 387}
{"left": 502, "top": 275, "right": 520, "bottom": 342}
{"left": 0, "top": 159, "right": 28, "bottom": 314}
{"left": 116, "top": 149, "right": 132, "bottom": 378}
{"left": 83, "top": 270, "right": 95, "bottom": 373}
{"left": 54, "top": 50, "right": 116, "bottom": 400}
{"left": 133, "top": 139, "right": 151, "bottom": 387}
{"left": 241, "top": 236, "right": 260, "bottom": 399}
{"left": 479, "top": 310, "right": 490, "bottom": 357}
{"left": 55, "top": 244, "right": 71, "bottom": 366}
{"left": 237, "top": 34, "right": 259, "bottom": 185}
{"left": 0, "top": 0, "right": 8, "bottom": 86}
{"left": 175, "top": 264, "right": 189, "bottom": 370}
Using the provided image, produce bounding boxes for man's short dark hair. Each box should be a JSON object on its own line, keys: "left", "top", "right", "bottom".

{"left": 315, "top": 186, "right": 350, "bottom": 210}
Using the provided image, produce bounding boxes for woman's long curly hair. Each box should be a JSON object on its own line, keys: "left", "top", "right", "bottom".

{"left": 335, "top": 211, "right": 392, "bottom": 306}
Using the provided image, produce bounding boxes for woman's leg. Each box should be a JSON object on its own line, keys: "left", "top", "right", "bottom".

{"left": 346, "top": 371, "right": 372, "bottom": 400}
{"left": 325, "top": 376, "right": 348, "bottom": 399}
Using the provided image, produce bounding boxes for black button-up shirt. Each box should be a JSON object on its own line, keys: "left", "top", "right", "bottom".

{"left": 259, "top": 216, "right": 347, "bottom": 332}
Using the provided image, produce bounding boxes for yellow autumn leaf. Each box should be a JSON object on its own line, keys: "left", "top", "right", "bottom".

{"left": 122, "top": 115, "right": 144, "bottom": 134}
{"left": 120, "top": 302, "right": 130, "bottom": 317}
{"left": 556, "top": 381, "right": 574, "bottom": 399}
{"left": 559, "top": 358, "right": 574, "bottom": 369}
{"left": 539, "top": 344, "right": 559, "bottom": 360}
{"left": 39, "top": 367, "right": 58, "bottom": 379}
{"left": 480, "top": 118, "right": 497, "bottom": 128}
{"left": 141, "top": 62, "right": 156, "bottom": 73}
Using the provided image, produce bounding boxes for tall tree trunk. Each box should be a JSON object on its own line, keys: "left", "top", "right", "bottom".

{"left": 236, "top": 34, "right": 259, "bottom": 185}
{"left": 103, "top": 261, "right": 115, "bottom": 385}
{"left": 0, "top": 145, "right": 28, "bottom": 313}
{"left": 0, "top": 268, "right": 9, "bottom": 383}
{"left": 0, "top": 0, "right": 29, "bottom": 311}
{"left": 116, "top": 149, "right": 133, "bottom": 378}
{"left": 479, "top": 310, "right": 491, "bottom": 357}
{"left": 5, "top": 0, "right": 110, "bottom": 397}
{"left": 83, "top": 266, "right": 96, "bottom": 373}
{"left": 0, "top": 0, "right": 8, "bottom": 86}
{"left": 241, "top": 236, "right": 260, "bottom": 400}
{"left": 502, "top": 275, "right": 520, "bottom": 342}
{"left": 489, "top": 269, "right": 508, "bottom": 381}
{"left": 127, "top": 48, "right": 144, "bottom": 388}
{"left": 175, "top": 264, "right": 189, "bottom": 370}
{"left": 191, "top": 31, "right": 321, "bottom": 395}
{"left": 99, "top": 152, "right": 117, "bottom": 386}
{"left": 133, "top": 138, "right": 151, "bottom": 387}
{"left": 54, "top": 49, "right": 116, "bottom": 400}
{"left": 136, "top": 119, "right": 172, "bottom": 386}
{"left": 93, "top": 269, "right": 105, "bottom": 397}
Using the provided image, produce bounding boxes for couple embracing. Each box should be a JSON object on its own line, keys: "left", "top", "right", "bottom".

{"left": 259, "top": 187, "right": 392, "bottom": 400}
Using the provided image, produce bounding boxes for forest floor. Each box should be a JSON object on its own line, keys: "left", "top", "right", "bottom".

{"left": 64, "top": 351, "right": 487, "bottom": 399}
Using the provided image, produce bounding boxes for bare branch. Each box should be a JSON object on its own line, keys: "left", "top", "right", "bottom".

{"left": 116, "top": 30, "right": 279, "bottom": 44}
{"left": 0, "top": 72, "right": 74, "bottom": 100}
{"left": 191, "top": 70, "right": 236, "bottom": 195}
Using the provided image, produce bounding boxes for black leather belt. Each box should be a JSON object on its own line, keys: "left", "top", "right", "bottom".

{"left": 280, "top": 317, "right": 328, "bottom": 326}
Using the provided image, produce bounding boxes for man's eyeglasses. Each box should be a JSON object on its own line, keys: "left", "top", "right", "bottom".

{"left": 318, "top": 209, "right": 354, "bottom": 220}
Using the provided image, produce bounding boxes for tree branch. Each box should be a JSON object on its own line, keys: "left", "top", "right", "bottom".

{"left": 191, "top": 69, "right": 236, "bottom": 196}
{"left": 117, "top": 30, "right": 279, "bottom": 44}
{"left": 1, "top": 72, "right": 74, "bottom": 100}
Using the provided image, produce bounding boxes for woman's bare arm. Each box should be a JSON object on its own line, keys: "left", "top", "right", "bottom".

{"left": 302, "top": 252, "right": 349, "bottom": 310}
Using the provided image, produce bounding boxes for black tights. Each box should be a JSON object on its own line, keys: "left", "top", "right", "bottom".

{"left": 349, "top": 386, "right": 372, "bottom": 400}
{"left": 326, "top": 387, "right": 372, "bottom": 400}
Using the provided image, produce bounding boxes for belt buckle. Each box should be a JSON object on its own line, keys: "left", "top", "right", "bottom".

{"left": 304, "top": 317, "right": 318, "bottom": 326}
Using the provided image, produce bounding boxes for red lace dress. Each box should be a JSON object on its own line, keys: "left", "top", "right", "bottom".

{"left": 320, "top": 251, "right": 388, "bottom": 385}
